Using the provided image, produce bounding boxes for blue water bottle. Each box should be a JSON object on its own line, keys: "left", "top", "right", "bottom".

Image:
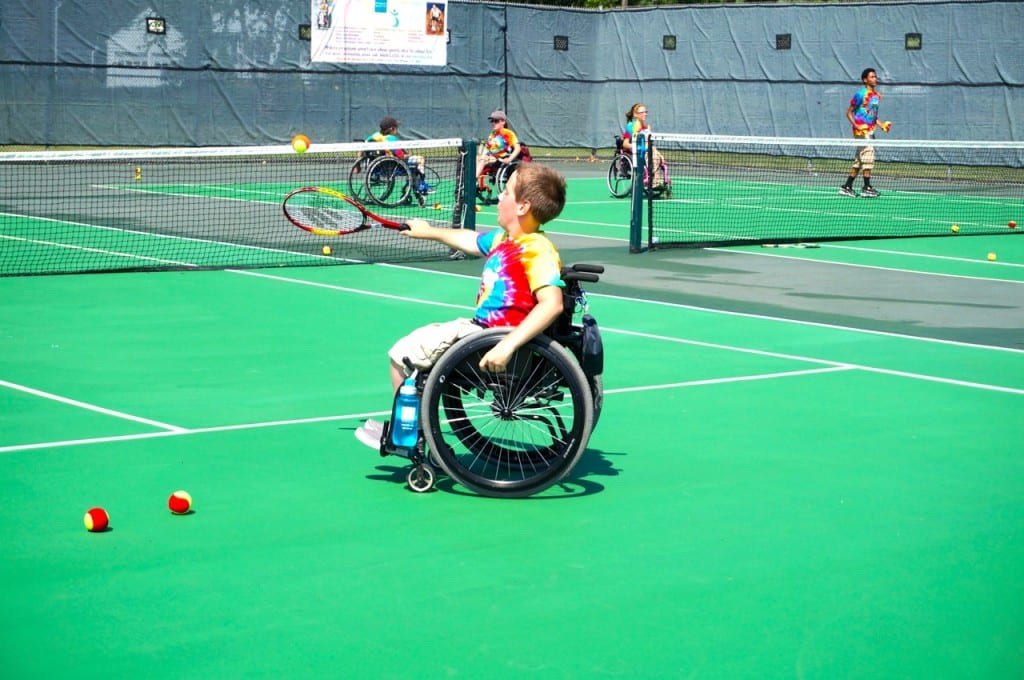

{"left": 390, "top": 376, "right": 420, "bottom": 449}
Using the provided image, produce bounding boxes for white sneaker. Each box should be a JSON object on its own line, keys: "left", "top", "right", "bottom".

{"left": 838, "top": 186, "right": 856, "bottom": 197}
{"left": 354, "top": 419, "right": 384, "bottom": 450}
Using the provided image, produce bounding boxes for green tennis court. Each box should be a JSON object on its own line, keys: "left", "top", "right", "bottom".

{"left": 2, "top": 160, "right": 1024, "bottom": 678}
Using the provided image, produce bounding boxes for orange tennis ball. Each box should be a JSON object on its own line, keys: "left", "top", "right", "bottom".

{"left": 1010, "top": 221, "right": 1017, "bottom": 229}
{"left": 474, "top": 204, "right": 481, "bottom": 213}
{"left": 168, "top": 490, "right": 193, "bottom": 515}
{"left": 84, "top": 507, "right": 109, "bottom": 532}
{"left": 291, "top": 134, "right": 310, "bottom": 153}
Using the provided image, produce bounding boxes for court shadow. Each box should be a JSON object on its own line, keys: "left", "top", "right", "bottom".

{"left": 365, "top": 446, "right": 623, "bottom": 500}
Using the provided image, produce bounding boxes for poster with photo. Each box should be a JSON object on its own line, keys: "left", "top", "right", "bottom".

{"left": 311, "top": 0, "right": 447, "bottom": 66}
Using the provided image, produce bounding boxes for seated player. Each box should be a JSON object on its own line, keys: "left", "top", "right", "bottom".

{"left": 622, "top": 102, "right": 668, "bottom": 193}
{"left": 354, "top": 163, "right": 567, "bottom": 449}
{"left": 475, "top": 110, "right": 521, "bottom": 189}
{"left": 366, "top": 116, "right": 432, "bottom": 194}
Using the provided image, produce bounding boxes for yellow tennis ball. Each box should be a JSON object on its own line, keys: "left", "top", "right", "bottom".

{"left": 84, "top": 507, "right": 109, "bottom": 532}
{"left": 291, "top": 134, "right": 310, "bottom": 153}
{"left": 168, "top": 490, "right": 192, "bottom": 515}
{"left": 433, "top": 203, "right": 442, "bottom": 210}
{"left": 951, "top": 225, "right": 960, "bottom": 233}
{"left": 322, "top": 245, "right": 332, "bottom": 256}
{"left": 987, "top": 252, "right": 997, "bottom": 262}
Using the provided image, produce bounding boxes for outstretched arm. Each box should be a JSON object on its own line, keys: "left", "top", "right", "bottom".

{"left": 401, "top": 218, "right": 482, "bottom": 255}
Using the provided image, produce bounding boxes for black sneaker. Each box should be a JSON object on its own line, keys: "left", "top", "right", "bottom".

{"left": 838, "top": 186, "right": 857, "bottom": 198}
{"left": 861, "top": 187, "right": 880, "bottom": 198}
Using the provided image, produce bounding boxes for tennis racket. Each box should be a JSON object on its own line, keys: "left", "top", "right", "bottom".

{"left": 282, "top": 186, "right": 409, "bottom": 236}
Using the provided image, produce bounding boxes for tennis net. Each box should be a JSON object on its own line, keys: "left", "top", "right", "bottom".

{"left": 638, "top": 134, "right": 1024, "bottom": 249}
{"left": 0, "top": 138, "right": 470, "bottom": 276}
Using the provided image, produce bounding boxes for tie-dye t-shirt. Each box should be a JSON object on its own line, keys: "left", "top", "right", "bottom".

{"left": 474, "top": 229, "right": 563, "bottom": 327}
{"left": 485, "top": 128, "right": 519, "bottom": 159}
{"left": 849, "top": 87, "right": 882, "bottom": 136}
{"left": 366, "top": 131, "right": 405, "bottom": 159}
{"left": 623, "top": 118, "right": 648, "bottom": 153}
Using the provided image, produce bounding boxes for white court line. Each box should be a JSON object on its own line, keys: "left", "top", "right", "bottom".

{"left": 0, "top": 379, "right": 187, "bottom": 432}
{"left": 0, "top": 369, "right": 849, "bottom": 455}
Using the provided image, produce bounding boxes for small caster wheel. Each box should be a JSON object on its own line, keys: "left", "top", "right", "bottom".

{"left": 407, "top": 464, "right": 435, "bottom": 493}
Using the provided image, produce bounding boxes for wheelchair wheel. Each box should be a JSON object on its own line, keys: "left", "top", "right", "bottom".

{"left": 364, "top": 155, "right": 412, "bottom": 208}
{"left": 606, "top": 154, "right": 633, "bottom": 198}
{"left": 347, "top": 155, "right": 373, "bottom": 202}
{"left": 421, "top": 328, "right": 595, "bottom": 498}
{"left": 494, "top": 162, "right": 518, "bottom": 195}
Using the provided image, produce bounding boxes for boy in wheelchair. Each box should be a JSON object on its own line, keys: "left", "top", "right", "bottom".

{"left": 475, "top": 110, "right": 523, "bottom": 200}
{"left": 364, "top": 116, "right": 432, "bottom": 195}
{"left": 354, "top": 162, "right": 566, "bottom": 450}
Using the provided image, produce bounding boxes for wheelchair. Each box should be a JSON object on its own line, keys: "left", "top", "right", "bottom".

{"left": 606, "top": 135, "right": 671, "bottom": 199}
{"left": 375, "top": 263, "right": 605, "bottom": 498}
{"left": 476, "top": 159, "right": 519, "bottom": 205}
{"left": 476, "top": 144, "right": 531, "bottom": 205}
{"left": 358, "top": 153, "right": 440, "bottom": 208}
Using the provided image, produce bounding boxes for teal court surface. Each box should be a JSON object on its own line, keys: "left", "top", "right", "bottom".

{"left": 2, "top": 161, "right": 1023, "bottom": 678}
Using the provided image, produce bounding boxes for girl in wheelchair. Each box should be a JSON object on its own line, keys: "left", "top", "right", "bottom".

{"left": 354, "top": 162, "right": 567, "bottom": 451}
{"left": 622, "top": 102, "right": 670, "bottom": 197}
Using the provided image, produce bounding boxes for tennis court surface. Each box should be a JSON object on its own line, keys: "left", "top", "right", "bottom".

{"left": 2, "top": 158, "right": 1023, "bottom": 677}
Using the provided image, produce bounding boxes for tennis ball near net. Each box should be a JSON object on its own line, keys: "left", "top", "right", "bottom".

{"left": 291, "top": 134, "right": 310, "bottom": 153}
{"left": 84, "top": 507, "right": 109, "bottom": 532}
{"left": 168, "top": 490, "right": 193, "bottom": 515}
{"left": 987, "top": 252, "right": 997, "bottom": 262}
{"left": 322, "top": 245, "right": 333, "bottom": 256}
{"left": 951, "top": 224, "right": 960, "bottom": 233}
{"left": 1010, "top": 221, "right": 1017, "bottom": 229}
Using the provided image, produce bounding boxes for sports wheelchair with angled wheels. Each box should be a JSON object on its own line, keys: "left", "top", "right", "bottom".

{"left": 375, "top": 263, "right": 605, "bottom": 497}
{"left": 476, "top": 144, "right": 532, "bottom": 205}
{"left": 606, "top": 135, "right": 671, "bottom": 199}
{"left": 363, "top": 154, "right": 439, "bottom": 208}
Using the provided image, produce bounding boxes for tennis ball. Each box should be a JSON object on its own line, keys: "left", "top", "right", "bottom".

{"left": 322, "top": 245, "right": 332, "bottom": 256}
{"left": 291, "top": 134, "right": 310, "bottom": 153}
{"left": 951, "top": 224, "right": 960, "bottom": 233}
{"left": 168, "top": 490, "right": 192, "bottom": 515}
{"left": 84, "top": 507, "right": 109, "bottom": 532}
{"left": 433, "top": 203, "right": 442, "bottom": 210}
{"left": 474, "top": 204, "right": 481, "bottom": 213}
{"left": 1010, "top": 221, "right": 1017, "bottom": 229}
{"left": 987, "top": 252, "right": 997, "bottom": 262}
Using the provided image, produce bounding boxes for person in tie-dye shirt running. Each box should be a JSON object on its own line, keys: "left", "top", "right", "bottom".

{"left": 840, "top": 68, "right": 892, "bottom": 198}
{"left": 354, "top": 163, "right": 566, "bottom": 450}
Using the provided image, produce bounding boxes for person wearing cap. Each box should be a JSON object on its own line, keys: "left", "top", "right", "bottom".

{"left": 475, "top": 110, "right": 521, "bottom": 188}
{"left": 365, "top": 116, "right": 432, "bottom": 195}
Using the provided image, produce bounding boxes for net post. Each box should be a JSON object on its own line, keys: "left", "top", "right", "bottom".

{"left": 629, "top": 143, "right": 644, "bottom": 253}
{"left": 462, "top": 139, "right": 478, "bottom": 231}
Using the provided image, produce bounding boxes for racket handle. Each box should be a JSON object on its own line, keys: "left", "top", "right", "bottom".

{"left": 400, "top": 222, "right": 412, "bottom": 231}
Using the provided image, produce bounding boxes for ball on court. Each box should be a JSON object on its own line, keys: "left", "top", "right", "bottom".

{"left": 84, "top": 507, "right": 109, "bottom": 532}
{"left": 1010, "top": 221, "right": 1017, "bottom": 229}
{"left": 433, "top": 203, "right": 442, "bottom": 210}
{"left": 474, "top": 204, "right": 482, "bottom": 213}
{"left": 291, "top": 134, "right": 310, "bottom": 153}
{"left": 951, "top": 224, "right": 960, "bottom": 233}
{"left": 322, "top": 245, "right": 332, "bottom": 256}
{"left": 168, "top": 490, "right": 192, "bottom": 515}
{"left": 987, "top": 252, "right": 997, "bottom": 262}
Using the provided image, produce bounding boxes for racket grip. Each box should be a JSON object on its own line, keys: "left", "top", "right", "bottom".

{"left": 400, "top": 222, "right": 412, "bottom": 231}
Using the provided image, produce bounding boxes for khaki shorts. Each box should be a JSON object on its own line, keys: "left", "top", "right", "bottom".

{"left": 852, "top": 144, "right": 875, "bottom": 171}
{"left": 388, "top": 318, "right": 483, "bottom": 372}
